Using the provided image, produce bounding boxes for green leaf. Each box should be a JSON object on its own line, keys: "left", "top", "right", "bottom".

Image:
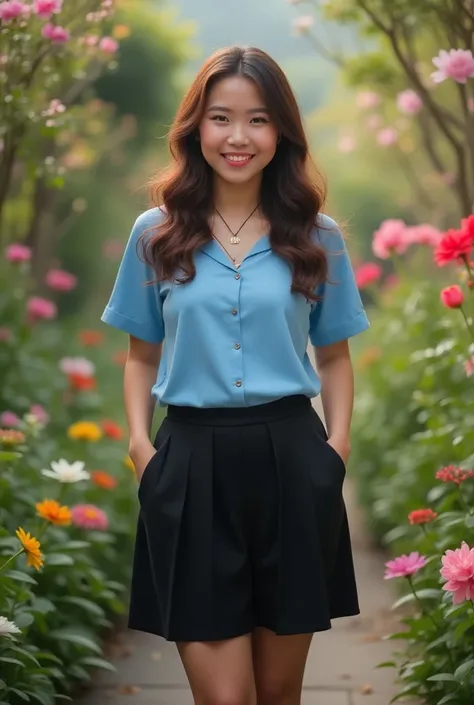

{"left": 392, "top": 588, "right": 442, "bottom": 610}
{"left": 376, "top": 661, "right": 396, "bottom": 669}
{"left": 3, "top": 569, "right": 37, "bottom": 585}
{"left": 54, "top": 541, "right": 89, "bottom": 551}
{"left": 0, "top": 451, "right": 22, "bottom": 461}
{"left": 35, "top": 653, "right": 62, "bottom": 665}
{"left": 427, "top": 673, "right": 457, "bottom": 682}
{"left": 56, "top": 596, "right": 104, "bottom": 618}
{"left": 0, "top": 656, "right": 26, "bottom": 667}
{"left": 437, "top": 695, "right": 459, "bottom": 704}
{"left": 454, "top": 659, "right": 474, "bottom": 682}
{"left": 48, "top": 630, "right": 102, "bottom": 654}
{"left": 9, "top": 688, "right": 30, "bottom": 702}
{"left": 25, "top": 691, "right": 54, "bottom": 705}
{"left": 30, "top": 597, "right": 56, "bottom": 614}
{"left": 44, "top": 553, "right": 74, "bottom": 567}
{"left": 14, "top": 612, "right": 35, "bottom": 628}
{"left": 79, "top": 656, "right": 116, "bottom": 672}
{"left": 6, "top": 646, "right": 40, "bottom": 666}
{"left": 454, "top": 620, "right": 472, "bottom": 642}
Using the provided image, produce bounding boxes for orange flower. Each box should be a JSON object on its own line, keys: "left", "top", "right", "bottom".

{"left": 36, "top": 499, "right": 72, "bottom": 526}
{"left": 408, "top": 508, "right": 438, "bottom": 525}
{"left": 91, "top": 470, "right": 118, "bottom": 490}
{"left": 68, "top": 373, "right": 97, "bottom": 391}
{"left": 113, "top": 350, "right": 128, "bottom": 366}
{"left": 0, "top": 429, "right": 25, "bottom": 445}
{"left": 79, "top": 329, "right": 104, "bottom": 347}
{"left": 101, "top": 419, "right": 124, "bottom": 440}
{"left": 16, "top": 527, "right": 44, "bottom": 570}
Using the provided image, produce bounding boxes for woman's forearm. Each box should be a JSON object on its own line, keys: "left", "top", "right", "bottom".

{"left": 317, "top": 354, "right": 354, "bottom": 447}
{"left": 124, "top": 338, "right": 162, "bottom": 453}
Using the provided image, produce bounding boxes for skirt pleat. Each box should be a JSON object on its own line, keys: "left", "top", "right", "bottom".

{"left": 127, "top": 395, "right": 360, "bottom": 642}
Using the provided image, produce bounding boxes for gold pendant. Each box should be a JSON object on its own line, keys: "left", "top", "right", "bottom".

{"left": 230, "top": 235, "right": 240, "bottom": 245}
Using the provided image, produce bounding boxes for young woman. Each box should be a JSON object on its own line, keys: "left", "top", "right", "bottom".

{"left": 102, "top": 45, "right": 369, "bottom": 705}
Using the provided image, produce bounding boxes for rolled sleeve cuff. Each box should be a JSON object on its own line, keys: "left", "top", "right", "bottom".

{"left": 101, "top": 306, "right": 164, "bottom": 344}
{"left": 310, "top": 310, "right": 370, "bottom": 347}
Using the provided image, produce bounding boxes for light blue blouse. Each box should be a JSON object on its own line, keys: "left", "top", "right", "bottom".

{"left": 101, "top": 207, "right": 369, "bottom": 408}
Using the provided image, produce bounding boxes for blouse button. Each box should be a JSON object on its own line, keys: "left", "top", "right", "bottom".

{"left": 234, "top": 343, "right": 241, "bottom": 350}
{"left": 235, "top": 273, "right": 240, "bottom": 280}
{"left": 231, "top": 308, "right": 238, "bottom": 315}
{"left": 235, "top": 380, "right": 242, "bottom": 387}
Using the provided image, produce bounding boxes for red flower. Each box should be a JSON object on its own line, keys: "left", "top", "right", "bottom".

{"left": 355, "top": 262, "right": 383, "bottom": 289}
{"left": 436, "top": 465, "right": 474, "bottom": 485}
{"left": 440, "top": 285, "right": 464, "bottom": 308}
{"left": 68, "top": 373, "right": 97, "bottom": 391}
{"left": 434, "top": 228, "right": 473, "bottom": 266}
{"left": 461, "top": 214, "right": 474, "bottom": 241}
{"left": 408, "top": 508, "right": 438, "bottom": 525}
{"left": 91, "top": 471, "right": 118, "bottom": 490}
{"left": 79, "top": 330, "right": 104, "bottom": 347}
{"left": 101, "top": 419, "right": 124, "bottom": 440}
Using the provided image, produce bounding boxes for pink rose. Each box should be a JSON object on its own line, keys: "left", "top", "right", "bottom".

{"left": 396, "top": 89, "right": 423, "bottom": 115}
{"left": 44, "top": 268, "right": 77, "bottom": 292}
{"left": 440, "top": 542, "right": 474, "bottom": 604}
{"left": 5, "top": 243, "right": 32, "bottom": 263}
{"left": 432, "top": 49, "right": 474, "bottom": 84}
{"left": 440, "top": 285, "right": 464, "bottom": 309}
{"left": 354, "top": 262, "right": 383, "bottom": 289}
{"left": 372, "top": 219, "right": 410, "bottom": 259}
{"left": 0, "top": 1, "right": 29, "bottom": 22}
{"left": 33, "top": 0, "right": 62, "bottom": 19}
{"left": 41, "top": 23, "right": 69, "bottom": 43}
{"left": 0, "top": 411, "right": 20, "bottom": 427}
{"left": 26, "top": 296, "right": 57, "bottom": 322}
{"left": 99, "top": 36, "right": 118, "bottom": 54}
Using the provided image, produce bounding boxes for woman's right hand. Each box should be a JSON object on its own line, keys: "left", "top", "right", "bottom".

{"left": 129, "top": 439, "right": 156, "bottom": 482}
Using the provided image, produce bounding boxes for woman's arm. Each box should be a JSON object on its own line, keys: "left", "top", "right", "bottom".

{"left": 125, "top": 335, "right": 162, "bottom": 478}
{"left": 314, "top": 339, "right": 354, "bottom": 464}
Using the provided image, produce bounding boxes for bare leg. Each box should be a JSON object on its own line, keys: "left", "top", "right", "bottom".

{"left": 251, "top": 628, "right": 313, "bottom": 705}
{"left": 177, "top": 633, "right": 257, "bottom": 705}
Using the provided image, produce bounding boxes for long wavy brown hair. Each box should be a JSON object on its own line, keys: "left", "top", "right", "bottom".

{"left": 142, "top": 45, "right": 330, "bottom": 301}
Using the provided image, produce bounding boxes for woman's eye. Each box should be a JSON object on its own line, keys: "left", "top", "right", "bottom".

{"left": 251, "top": 117, "right": 269, "bottom": 124}
{"left": 210, "top": 115, "right": 228, "bottom": 122}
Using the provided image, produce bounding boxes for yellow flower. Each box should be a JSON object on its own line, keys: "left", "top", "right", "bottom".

{"left": 36, "top": 499, "right": 72, "bottom": 526}
{"left": 124, "top": 454, "right": 135, "bottom": 473}
{"left": 67, "top": 421, "right": 102, "bottom": 442}
{"left": 16, "top": 528, "right": 44, "bottom": 571}
{"left": 112, "top": 24, "right": 131, "bottom": 39}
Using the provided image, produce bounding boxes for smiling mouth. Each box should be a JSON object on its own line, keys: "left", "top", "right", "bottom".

{"left": 221, "top": 154, "right": 255, "bottom": 165}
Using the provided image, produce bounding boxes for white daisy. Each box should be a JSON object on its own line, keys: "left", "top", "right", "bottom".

{"left": 0, "top": 616, "right": 21, "bottom": 636}
{"left": 41, "top": 459, "right": 90, "bottom": 483}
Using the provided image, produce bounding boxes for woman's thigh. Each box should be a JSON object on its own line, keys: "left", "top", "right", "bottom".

{"left": 252, "top": 628, "right": 313, "bottom": 705}
{"left": 177, "top": 633, "right": 256, "bottom": 705}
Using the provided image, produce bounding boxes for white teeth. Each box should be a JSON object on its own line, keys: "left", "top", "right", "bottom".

{"left": 225, "top": 155, "right": 252, "bottom": 162}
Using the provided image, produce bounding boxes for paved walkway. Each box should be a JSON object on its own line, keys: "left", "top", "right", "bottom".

{"left": 75, "top": 399, "right": 407, "bottom": 705}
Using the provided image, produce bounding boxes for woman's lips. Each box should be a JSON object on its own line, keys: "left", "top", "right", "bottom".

{"left": 221, "top": 154, "right": 255, "bottom": 167}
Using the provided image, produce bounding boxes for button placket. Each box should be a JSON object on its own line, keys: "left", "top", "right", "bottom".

{"left": 231, "top": 269, "right": 244, "bottom": 395}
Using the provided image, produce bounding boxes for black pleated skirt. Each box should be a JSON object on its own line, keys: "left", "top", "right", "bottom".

{"left": 128, "top": 395, "right": 360, "bottom": 642}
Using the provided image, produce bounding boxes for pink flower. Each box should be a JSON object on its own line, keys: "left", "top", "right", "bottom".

{"left": 355, "top": 262, "right": 382, "bottom": 289}
{"left": 59, "top": 356, "right": 95, "bottom": 377}
{"left": 431, "top": 49, "right": 474, "bottom": 84}
{"left": 440, "top": 542, "right": 474, "bottom": 604}
{"left": 5, "top": 243, "right": 31, "bottom": 263}
{"left": 440, "top": 284, "right": 464, "bottom": 309}
{"left": 33, "top": 0, "right": 62, "bottom": 18}
{"left": 99, "top": 36, "right": 118, "bottom": 54}
{"left": 44, "top": 268, "right": 77, "bottom": 292}
{"left": 356, "top": 91, "right": 380, "bottom": 109}
{"left": 384, "top": 552, "right": 426, "bottom": 579}
{"left": 29, "top": 404, "right": 49, "bottom": 425}
{"left": 82, "top": 34, "right": 99, "bottom": 47}
{"left": 0, "top": 327, "right": 12, "bottom": 342}
{"left": 366, "top": 114, "right": 382, "bottom": 130}
{"left": 338, "top": 135, "right": 356, "bottom": 153}
{"left": 0, "top": 411, "right": 20, "bottom": 427}
{"left": 71, "top": 504, "right": 109, "bottom": 530}
{"left": 397, "top": 89, "right": 423, "bottom": 115}
{"left": 41, "top": 23, "right": 69, "bottom": 43}
{"left": 376, "top": 128, "right": 398, "bottom": 146}
{"left": 26, "top": 297, "right": 57, "bottom": 322}
{"left": 0, "top": 1, "right": 29, "bottom": 21}
{"left": 405, "top": 224, "right": 443, "bottom": 247}
{"left": 464, "top": 356, "right": 474, "bottom": 377}
{"left": 372, "top": 219, "right": 410, "bottom": 259}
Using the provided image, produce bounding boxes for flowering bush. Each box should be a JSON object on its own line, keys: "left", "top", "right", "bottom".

{"left": 0, "top": 241, "right": 149, "bottom": 702}
{"left": 351, "top": 215, "right": 474, "bottom": 701}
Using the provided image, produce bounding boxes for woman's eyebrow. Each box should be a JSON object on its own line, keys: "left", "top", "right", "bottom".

{"left": 206, "top": 105, "right": 269, "bottom": 114}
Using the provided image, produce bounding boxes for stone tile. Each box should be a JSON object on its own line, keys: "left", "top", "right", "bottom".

{"left": 76, "top": 687, "right": 193, "bottom": 705}
{"left": 302, "top": 689, "right": 350, "bottom": 705}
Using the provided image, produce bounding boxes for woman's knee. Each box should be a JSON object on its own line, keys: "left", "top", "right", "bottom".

{"left": 195, "top": 688, "right": 255, "bottom": 705}
{"left": 255, "top": 679, "right": 299, "bottom": 705}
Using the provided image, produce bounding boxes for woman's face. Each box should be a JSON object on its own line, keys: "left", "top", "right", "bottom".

{"left": 198, "top": 75, "right": 279, "bottom": 185}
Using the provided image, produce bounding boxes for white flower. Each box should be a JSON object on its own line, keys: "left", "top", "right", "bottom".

{"left": 0, "top": 616, "right": 21, "bottom": 636}
{"left": 41, "top": 459, "right": 90, "bottom": 483}
{"left": 58, "top": 356, "right": 95, "bottom": 377}
{"left": 292, "top": 14, "right": 314, "bottom": 34}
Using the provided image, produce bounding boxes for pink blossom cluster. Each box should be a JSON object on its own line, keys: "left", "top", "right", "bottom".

{"left": 372, "top": 219, "right": 443, "bottom": 259}
{"left": 45, "top": 268, "right": 77, "bottom": 292}
{"left": 440, "top": 542, "right": 474, "bottom": 604}
{"left": 396, "top": 89, "right": 423, "bottom": 115}
{"left": 59, "top": 356, "right": 95, "bottom": 377}
{"left": 432, "top": 49, "right": 474, "bottom": 84}
{"left": 0, "top": 1, "right": 30, "bottom": 22}
{"left": 0, "top": 405, "right": 49, "bottom": 427}
{"left": 26, "top": 297, "right": 57, "bottom": 323}
{"left": 5, "top": 243, "right": 31, "bottom": 263}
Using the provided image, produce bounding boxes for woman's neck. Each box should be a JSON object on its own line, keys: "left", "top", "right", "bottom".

{"left": 212, "top": 173, "right": 261, "bottom": 215}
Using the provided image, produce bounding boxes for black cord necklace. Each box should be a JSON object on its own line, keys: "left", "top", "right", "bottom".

{"left": 214, "top": 203, "right": 260, "bottom": 245}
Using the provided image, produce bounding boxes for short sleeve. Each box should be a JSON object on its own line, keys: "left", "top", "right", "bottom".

{"left": 309, "top": 215, "right": 370, "bottom": 347}
{"left": 101, "top": 208, "right": 165, "bottom": 343}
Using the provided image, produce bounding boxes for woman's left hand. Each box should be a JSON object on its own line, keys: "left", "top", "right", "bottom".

{"left": 327, "top": 435, "right": 351, "bottom": 466}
